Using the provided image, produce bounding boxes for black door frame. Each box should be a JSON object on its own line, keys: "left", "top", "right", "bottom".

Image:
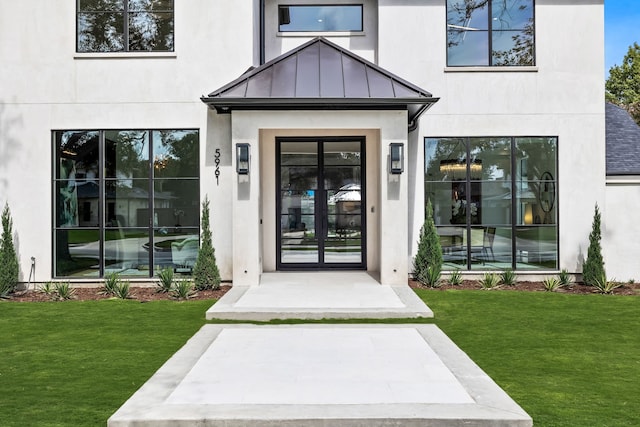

{"left": 276, "top": 136, "right": 367, "bottom": 270}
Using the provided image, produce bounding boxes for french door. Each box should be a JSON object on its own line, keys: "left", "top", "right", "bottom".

{"left": 277, "top": 137, "right": 366, "bottom": 269}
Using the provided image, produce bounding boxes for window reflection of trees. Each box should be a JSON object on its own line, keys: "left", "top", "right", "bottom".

{"left": 77, "top": 0, "right": 174, "bottom": 52}
{"left": 53, "top": 129, "right": 198, "bottom": 277}
{"left": 447, "top": 0, "right": 534, "bottom": 66}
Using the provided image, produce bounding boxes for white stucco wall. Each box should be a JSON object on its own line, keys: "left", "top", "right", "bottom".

{"left": 231, "top": 110, "right": 408, "bottom": 286}
{"left": 604, "top": 178, "right": 640, "bottom": 281}
{"left": 0, "top": 0, "right": 609, "bottom": 282}
{"left": 0, "top": 0, "right": 256, "bottom": 282}
{"left": 379, "top": 0, "right": 606, "bottom": 274}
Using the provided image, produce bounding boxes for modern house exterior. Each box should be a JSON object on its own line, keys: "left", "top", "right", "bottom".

{"left": 0, "top": 0, "right": 612, "bottom": 286}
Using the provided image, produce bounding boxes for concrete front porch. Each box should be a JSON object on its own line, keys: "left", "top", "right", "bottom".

{"left": 205, "top": 271, "right": 433, "bottom": 320}
{"left": 109, "top": 272, "right": 532, "bottom": 427}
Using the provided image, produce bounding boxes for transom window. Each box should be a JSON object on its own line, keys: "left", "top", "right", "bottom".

{"left": 53, "top": 129, "right": 199, "bottom": 278}
{"left": 278, "top": 5, "right": 363, "bottom": 32}
{"left": 77, "top": 0, "right": 174, "bottom": 52}
{"left": 447, "top": 0, "right": 534, "bottom": 66}
{"left": 425, "top": 137, "right": 557, "bottom": 271}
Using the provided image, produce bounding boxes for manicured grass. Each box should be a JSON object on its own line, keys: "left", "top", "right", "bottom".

{"left": 415, "top": 289, "right": 640, "bottom": 427}
{"left": 0, "top": 300, "right": 212, "bottom": 427}
{"left": 2, "top": 292, "right": 639, "bottom": 426}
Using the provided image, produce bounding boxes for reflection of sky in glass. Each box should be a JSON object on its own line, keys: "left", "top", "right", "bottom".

{"left": 447, "top": 0, "right": 488, "bottom": 31}
{"left": 448, "top": 31, "right": 489, "bottom": 66}
{"left": 491, "top": 0, "right": 532, "bottom": 30}
{"left": 279, "top": 6, "right": 362, "bottom": 32}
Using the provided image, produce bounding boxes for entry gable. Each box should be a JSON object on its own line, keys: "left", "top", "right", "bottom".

{"left": 201, "top": 37, "right": 439, "bottom": 129}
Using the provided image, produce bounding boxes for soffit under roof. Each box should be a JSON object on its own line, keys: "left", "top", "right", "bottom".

{"left": 201, "top": 37, "right": 439, "bottom": 128}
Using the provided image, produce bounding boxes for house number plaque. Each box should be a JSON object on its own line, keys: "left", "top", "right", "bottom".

{"left": 214, "top": 148, "right": 221, "bottom": 185}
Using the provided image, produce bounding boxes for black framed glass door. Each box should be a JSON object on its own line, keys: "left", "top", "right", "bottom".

{"left": 277, "top": 137, "right": 366, "bottom": 269}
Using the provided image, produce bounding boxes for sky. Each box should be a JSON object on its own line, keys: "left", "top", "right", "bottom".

{"left": 605, "top": 0, "right": 640, "bottom": 76}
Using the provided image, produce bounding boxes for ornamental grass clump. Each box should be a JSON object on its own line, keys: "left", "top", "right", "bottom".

{"left": 592, "top": 273, "right": 622, "bottom": 294}
{"left": 543, "top": 276, "right": 561, "bottom": 292}
{"left": 113, "top": 281, "right": 132, "bottom": 300}
{"left": 156, "top": 267, "right": 174, "bottom": 293}
{"left": 448, "top": 269, "right": 463, "bottom": 286}
{"left": 38, "top": 281, "right": 56, "bottom": 296}
{"left": 499, "top": 268, "right": 516, "bottom": 286}
{"left": 413, "top": 199, "right": 443, "bottom": 286}
{"left": 54, "top": 282, "right": 75, "bottom": 300}
{"left": 171, "top": 279, "right": 197, "bottom": 300}
{"left": 558, "top": 268, "right": 574, "bottom": 287}
{"left": 100, "top": 272, "right": 120, "bottom": 296}
{"left": 479, "top": 272, "right": 500, "bottom": 290}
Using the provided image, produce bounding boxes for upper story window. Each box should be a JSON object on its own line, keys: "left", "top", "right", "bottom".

{"left": 77, "top": 0, "right": 174, "bottom": 53}
{"left": 278, "top": 5, "right": 363, "bottom": 32}
{"left": 447, "top": 0, "right": 534, "bottom": 67}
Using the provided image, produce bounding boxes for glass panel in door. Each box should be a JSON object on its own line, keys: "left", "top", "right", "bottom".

{"left": 279, "top": 141, "right": 319, "bottom": 264}
{"left": 323, "top": 141, "right": 362, "bottom": 264}
{"left": 278, "top": 139, "right": 365, "bottom": 268}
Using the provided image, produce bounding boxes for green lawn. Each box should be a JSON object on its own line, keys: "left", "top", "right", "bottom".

{"left": 1, "top": 292, "right": 639, "bottom": 426}
{"left": 0, "top": 300, "right": 212, "bottom": 427}
{"left": 417, "top": 290, "right": 640, "bottom": 427}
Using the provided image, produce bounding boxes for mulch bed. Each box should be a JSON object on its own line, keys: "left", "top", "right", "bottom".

{"left": 7, "top": 285, "right": 232, "bottom": 302}
{"left": 5, "top": 280, "right": 640, "bottom": 302}
{"left": 409, "top": 279, "right": 640, "bottom": 295}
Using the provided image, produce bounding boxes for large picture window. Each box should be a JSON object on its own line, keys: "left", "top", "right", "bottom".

{"left": 447, "top": 0, "right": 534, "bottom": 66}
{"left": 425, "top": 137, "right": 557, "bottom": 271}
{"left": 53, "top": 129, "right": 199, "bottom": 278}
{"left": 77, "top": 0, "right": 174, "bottom": 52}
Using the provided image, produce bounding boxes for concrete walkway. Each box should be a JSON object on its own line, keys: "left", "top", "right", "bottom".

{"left": 109, "top": 272, "right": 533, "bottom": 426}
{"left": 206, "top": 272, "right": 433, "bottom": 320}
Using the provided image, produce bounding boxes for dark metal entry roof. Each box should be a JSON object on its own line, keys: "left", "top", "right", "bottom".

{"left": 201, "top": 37, "right": 439, "bottom": 129}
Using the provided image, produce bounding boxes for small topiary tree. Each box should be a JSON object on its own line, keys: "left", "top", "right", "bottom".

{"left": 193, "top": 196, "right": 221, "bottom": 290}
{"left": 413, "top": 199, "right": 443, "bottom": 286}
{"left": 582, "top": 203, "right": 605, "bottom": 286}
{"left": 0, "top": 203, "right": 19, "bottom": 297}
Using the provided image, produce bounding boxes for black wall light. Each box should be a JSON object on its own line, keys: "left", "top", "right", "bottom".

{"left": 389, "top": 143, "right": 404, "bottom": 174}
{"left": 236, "top": 143, "right": 250, "bottom": 175}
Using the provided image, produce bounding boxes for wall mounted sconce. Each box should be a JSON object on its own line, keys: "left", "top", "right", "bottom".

{"left": 389, "top": 143, "right": 404, "bottom": 174}
{"left": 236, "top": 143, "right": 250, "bottom": 175}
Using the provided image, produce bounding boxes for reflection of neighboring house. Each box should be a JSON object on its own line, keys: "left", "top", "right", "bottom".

{"left": 75, "top": 181, "right": 177, "bottom": 227}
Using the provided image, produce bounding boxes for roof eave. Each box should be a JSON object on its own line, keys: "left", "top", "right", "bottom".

{"left": 201, "top": 96, "right": 440, "bottom": 121}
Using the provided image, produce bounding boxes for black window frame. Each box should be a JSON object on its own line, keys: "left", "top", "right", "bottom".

{"left": 76, "top": 0, "right": 175, "bottom": 53}
{"left": 52, "top": 128, "right": 199, "bottom": 279}
{"left": 424, "top": 136, "right": 558, "bottom": 271}
{"left": 446, "top": 0, "right": 536, "bottom": 67}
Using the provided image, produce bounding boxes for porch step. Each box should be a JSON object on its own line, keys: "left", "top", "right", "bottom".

{"left": 205, "top": 272, "right": 433, "bottom": 320}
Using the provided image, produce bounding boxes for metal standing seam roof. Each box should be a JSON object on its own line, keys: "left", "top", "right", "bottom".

{"left": 606, "top": 102, "right": 640, "bottom": 175}
{"left": 201, "top": 37, "right": 439, "bottom": 128}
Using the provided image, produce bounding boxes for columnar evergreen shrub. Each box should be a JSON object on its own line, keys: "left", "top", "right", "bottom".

{"left": 582, "top": 204, "right": 605, "bottom": 286}
{"left": 413, "top": 199, "right": 443, "bottom": 286}
{"left": 0, "top": 203, "right": 19, "bottom": 297}
{"left": 193, "top": 196, "right": 221, "bottom": 290}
